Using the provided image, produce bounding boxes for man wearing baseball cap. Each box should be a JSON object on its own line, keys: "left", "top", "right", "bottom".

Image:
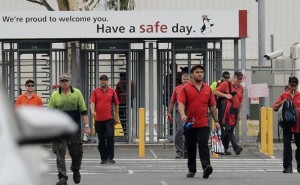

{"left": 15, "top": 79, "right": 43, "bottom": 108}
{"left": 90, "top": 74, "right": 120, "bottom": 165}
{"left": 214, "top": 71, "right": 244, "bottom": 156}
{"left": 49, "top": 73, "right": 90, "bottom": 185}
{"left": 210, "top": 71, "right": 230, "bottom": 92}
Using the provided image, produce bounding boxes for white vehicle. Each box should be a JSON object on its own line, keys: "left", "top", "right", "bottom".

{"left": 0, "top": 88, "right": 78, "bottom": 185}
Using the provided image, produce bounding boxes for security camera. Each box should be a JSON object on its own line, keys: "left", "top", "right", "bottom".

{"left": 264, "top": 49, "right": 283, "bottom": 60}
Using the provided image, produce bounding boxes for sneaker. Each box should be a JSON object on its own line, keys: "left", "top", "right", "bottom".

{"left": 186, "top": 172, "right": 195, "bottom": 178}
{"left": 100, "top": 160, "right": 107, "bottom": 164}
{"left": 203, "top": 165, "right": 213, "bottom": 179}
{"left": 283, "top": 165, "right": 293, "bottom": 173}
{"left": 73, "top": 170, "right": 81, "bottom": 184}
{"left": 234, "top": 146, "right": 243, "bottom": 155}
{"left": 107, "top": 159, "right": 116, "bottom": 164}
{"left": 183, "top": 153, "right": 188, "bottom": 159}
{"left": 175, "top": 153, "right": 183, "bottom": 159}
{"left": 56, "top": 179, "right": 67, "bottom": 185}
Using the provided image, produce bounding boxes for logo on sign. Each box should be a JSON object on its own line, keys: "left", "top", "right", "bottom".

{"left": 201, "top": 15, "right": 214, "bottom": 35}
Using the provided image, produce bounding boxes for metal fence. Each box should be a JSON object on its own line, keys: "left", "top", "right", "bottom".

{"left": 1, "top": 40, "right": 298, "bottom": 143}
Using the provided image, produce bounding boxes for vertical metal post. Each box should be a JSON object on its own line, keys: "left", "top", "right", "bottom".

{"left": 258, "top": 0, "right": 267, "bottom": 108}
{"left": 149, "top": 43, "right": 154, "bottom": 143}
{"left": 117, "top": 0, "right": 120, "bottom": 10}
{"left": 270, "top": 34, "right": 274, "bottom": 52}
{"left": 234, "top": 39, "right": 240, "bottom": 140}
{"left": 234, "top": 39, "right": 239, "bottom": 70}
{"left": 33, "top": 53, "right": 37, "bottom": 90}
{"left": 258, "top": 0, "right": 266, "bottom": 66}
{"left": 241, "top": 38, "right": 248, "bottom": 144}
{"left": 71, "top": 43, "right": 77, "bottom": 87}
{"left": 95, "top": 41, "right": 99, "bottom": 87}
{"left": 111, "top": 53, "right": 114, "bottom": 88}
{"left": 128, "top": 47, "right": 132, "bottom": 143}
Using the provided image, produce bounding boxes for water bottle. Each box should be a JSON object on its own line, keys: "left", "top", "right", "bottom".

{"left": 185, "top": 117, "right": 194, "bottom": 129}
{"left": 217, "top": 129, "right": 221, "bottom": 136}
{"left": 82, "top": 133, "right": 88, "bottom": 142}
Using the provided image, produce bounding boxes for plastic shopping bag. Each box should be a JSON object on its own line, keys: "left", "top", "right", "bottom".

{"left": 210, "top": 129, "right": 225, "bottom": 155}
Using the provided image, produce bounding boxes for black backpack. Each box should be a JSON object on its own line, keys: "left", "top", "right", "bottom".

{"left": 278, "top": 99, "right": 297, "bottom": 129}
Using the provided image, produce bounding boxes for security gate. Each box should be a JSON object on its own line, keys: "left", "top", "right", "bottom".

{"left": 1, "top": 39, "right": 222, "bottom": 143}
{"left": 1, "top": 40, "right": 67, "bottom": 104}
{"left": 156, "top": 40, "right": 222, "bottom": 141}
{"left": 81, "top": 40, "right": 145, "bottom": 143}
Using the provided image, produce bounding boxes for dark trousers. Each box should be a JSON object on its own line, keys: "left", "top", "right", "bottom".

{"left": 119, "top": 104, "right": 127, "bottom": 135}
{"left": 282, "top": 128, "right": 300, "bottom": 168}
{"left": 221, "top": 128, "right": 239, "bottom": 151}
{"left": 95, "top": 118, "right": 115, "bottom": 161}
{"left": 185, "top": 127, "right": 210, "bottom": 173}
{"left": 52, "top": 133, "right": 83, "bottom": 181}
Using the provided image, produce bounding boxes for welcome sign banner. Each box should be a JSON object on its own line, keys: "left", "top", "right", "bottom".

{"left": 0, "top": 10, "right": 247, "bottom": 39}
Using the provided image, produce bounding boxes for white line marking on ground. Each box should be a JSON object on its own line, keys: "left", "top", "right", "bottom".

{"left": 160, "top": 181, "right": 168, "bottom": 185}
{"left": 149, "top": 149, "right": 158, "bottom": 159}
{"left": 128, "top": 170, "right": 134, "bottom": 174}
{"left": 47, "top": 158, "right": 282, "bottom": 161}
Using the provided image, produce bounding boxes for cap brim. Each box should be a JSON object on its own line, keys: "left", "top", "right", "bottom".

{"left": 59, "top": 78, "right": 70, "bottom": 81}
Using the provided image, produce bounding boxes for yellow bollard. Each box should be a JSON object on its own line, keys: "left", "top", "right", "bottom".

{"left": 139, "top": 108, "right": 145, "bottom": 157}
{"left": 211, "top": 119, "right": 219, "bottom": 158}
{"left": 260, "top": 107, "right": 267, "bottom": 154}
{"left": 267, "top": 108, "right": 274, "bottom": 157}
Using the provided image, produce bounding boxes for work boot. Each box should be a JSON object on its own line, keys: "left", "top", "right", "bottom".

{"left": 283, "top": 165, "right": 293, "bottom": 173}
{"left": 221, "top": 150, "right": 232, "bottom": 155}
{"left": 183, "top": 153, "right": 188, "bottom": 159}
{"left": 73, "top": 170, "right": 81, "bottom": 184}
{"left": 100, "top": 160, "right": 107, "bottom": 164}
{"left": 175, "top": 152, "right": 183, "bottom": 159}
{"left": 107, "top": 159, "right": 116, "bottom": 164}
{"left": 203, "top": 165, "right": 213, "bottom": 179}
{"left": 56, "top": 179, "right": 67, "bottom": 185}
{"left": 234, "top": 146, "right": 243, "bottom": 155}
{"left": 186, "top": 172, "right": 195, "bottom": 178}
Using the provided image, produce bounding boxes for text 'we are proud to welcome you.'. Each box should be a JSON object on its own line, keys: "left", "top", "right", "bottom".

{"left": 2, "top": 15, "right": 196, "bottom": 36}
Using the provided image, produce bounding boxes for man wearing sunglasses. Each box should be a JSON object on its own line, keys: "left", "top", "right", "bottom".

{"left": 49, "top": 73, "right": 90, "bottom": 185}
{"left": 15, "top": 79, "right": 43, "bottom": 108}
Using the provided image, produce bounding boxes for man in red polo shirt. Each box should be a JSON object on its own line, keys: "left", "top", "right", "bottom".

{"left": 214, "top": 71, "right": 244, "bottom": 155}
{"left": 178, "top": 64, "right": 220, "bottom": 179}
{"left": 90, "top": 74, "right": 120, "bottom": 164}
{"left": 167, "top": 73, "right": 190, "bottom": 159}
{"left": 273, "top": 76, "right": 300, "bottom": 173}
